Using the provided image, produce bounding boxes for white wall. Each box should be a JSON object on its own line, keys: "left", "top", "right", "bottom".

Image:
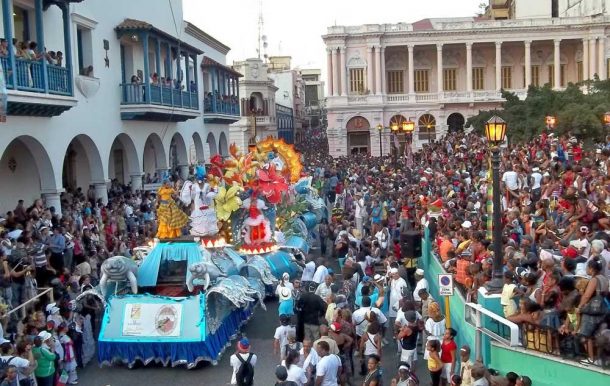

{"left": 0, "top": 140, "right": 44, "bottom": 207}
{"left": 513, "top": 0, "right": 551, "bottom": 19}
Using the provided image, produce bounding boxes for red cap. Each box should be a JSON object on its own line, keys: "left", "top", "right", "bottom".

{"left": 561, "top": 246, "right": 578, "bottom": 259}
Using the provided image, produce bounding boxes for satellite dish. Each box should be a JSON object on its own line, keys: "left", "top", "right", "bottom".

{"left": 263, "top": 42, "right": 268, "bottom": 48}
{"left": 262, "top": 35, "right": 268, "bottom": 41}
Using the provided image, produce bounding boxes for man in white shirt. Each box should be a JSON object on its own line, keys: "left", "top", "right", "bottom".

{"left": 352, "top": 296, "right": 387, "bottom": 338}
{"left": 301, "top": 260, "right": 316, "bottom": 287}
{"left": 312, "top": 260, "right": 329, "bottom": 284}
{"left": 314, "top": 274, "right": 333, "bottom": 300}
{"left": 412, "top": 268, "right": 429, "bottom": 302}
{"left": 315, "top": 340, "right": 341, "bottom": 386}
{"left": 501, "top": 165, "right": 520, "bottom": 199}
{"left": 354, "top": 192, "right": 365, "bottom": 236}
{"left": 229, "top": 338, "right": 257, "bottom": 385}
{"left": 0, "top": 341, "right": 35, "bottom": 384}
{"left": 530, "top": 167, "right": 543, "bottom": 201}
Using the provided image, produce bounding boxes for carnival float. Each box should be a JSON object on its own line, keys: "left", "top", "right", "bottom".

{"left": 78, "top": 138, "right": 326, "bottom": 368}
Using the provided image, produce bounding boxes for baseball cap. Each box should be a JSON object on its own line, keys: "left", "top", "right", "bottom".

{"left": 238, "top": 338, "right": 250, "bottom": 351}
{"left": 38, "top": 331, "right": 53, "bottom": 341}
{"left": 461, "top": 220, "right": 472, "bottom": 229}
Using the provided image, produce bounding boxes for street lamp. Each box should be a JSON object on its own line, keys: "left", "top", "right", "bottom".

{"left": 545, "top": 115, "right": 556, "bottom": 131}
{"left": 603, "top": 111, "right": 610, "bottom": 126}
{"left": 485, "top": 115, "right": 507, "bottom": 292}
{"left": 376, "top": 123, "right": 384, "bottom": 157}
{"left": 402, "top": 120, "right": 415, "bottom": 168}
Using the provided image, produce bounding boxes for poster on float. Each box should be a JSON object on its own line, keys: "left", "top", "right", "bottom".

{"left": 122, "top": 303, "right": 183, "bottom": 337}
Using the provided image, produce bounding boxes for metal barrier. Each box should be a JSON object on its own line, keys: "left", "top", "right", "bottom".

{"left": 464, "top": 302, "right": 521, "bottom": 359}
{"left": 6, "top": 287, "right": 54, "bottom": 318}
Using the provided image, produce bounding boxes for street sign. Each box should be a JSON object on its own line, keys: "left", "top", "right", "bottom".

{"left": 438, "top": 274, "right": 454, "bottom": 296}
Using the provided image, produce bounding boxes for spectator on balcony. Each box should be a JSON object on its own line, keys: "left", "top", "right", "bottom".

{"left": 27, "top": 42, "right": 42, "bottom": 61}
{"left": 80, "top": 65, "right": 94, "bottom": 77}
{"left": 165, "top": 77, "right": 172, "bottom": 87}
{"left": 190, "top": 80, "right": 196, "bottom": 93}
{"left": 56, "top": 51, "right": 63, "bottom": 67}
{"left": 45, "top": 51, "right": 57, "bottom": 65}
{"left": 15, "top": 41, "right": 28, "bottom": 59}
{"left": 0, "top": 39, "right": 8, "bottom": 57}
{"left": 150, "top": 72, "right": 159, "bottom": 85}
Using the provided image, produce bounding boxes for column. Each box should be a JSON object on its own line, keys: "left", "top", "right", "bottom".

{"left": 340, "top": 46, "right": 347, "bottom": 96}
{"left": 583, "top": 38, "right": 589, "bottom": 80}
{"left": 93, "top": 182, "right": 109, "bottom": 205}
{"left": 436, "top": 44, "right": 443, "bottom": 94}
{"left": 466, "top": 43, "right": 473, "bottom": 93}
{"left": 2, "top": 0, "right": 17, "bottom": 88}
{"left": 167, "top": 44, "right": 174, "bottom": 104}
{"left": 375, "top": 46, "right": 382, "bottom": 95}
{"left": 380, "top": 47, "right": 386, "bottom": 94}
{"left": 35, "top": 0, "right": 48, "bottom": 92}
{"left": 60, "top": 4, "right": 73, "bottom": 94}
{"left": 598, "top": 36, "right": 606, "bottom": 80}
{"left": 142, "top": 32, "right": 151, "bottom": 102}
{"left": 130, "top": 173, "right": 144, "bottom": 193}
{"left": 367, "top": 46, "right": 374, "bottom": 94}
{"left": 589, "top": 38, "right": 597, "bottom": 79}
{"left": 43, "top": 191, "right": 63, "bottom": 217}
{"left": 495, "top": 42, "right": 502, "bottom": 91}
{"left": 155, "top": 38, "right": 161, "bottom": 77}
{"left": 553, "top": 39, "right": 561, "bottom": 89}
{"left": 326, "top": 49, "right": 333, "bottom": 95}
{"left": 331, "top": 48, "right": 339, "bottom": 96}
{"left": 408, "top": 45, "right": 415, "bottom": 95}
{"left": 178, "top": 165, "right": 189, "bottom": 180}
{"left": 524, "top": 41, "right": 532, "bottom": 88}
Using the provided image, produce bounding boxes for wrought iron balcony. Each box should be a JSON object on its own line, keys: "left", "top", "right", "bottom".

{"left": 119, "top": 82, "right": 200, "bottom": 121}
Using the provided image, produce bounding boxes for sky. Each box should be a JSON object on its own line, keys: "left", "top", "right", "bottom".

{"left": 183, "top": 0, "right": 483, "bottom": 81}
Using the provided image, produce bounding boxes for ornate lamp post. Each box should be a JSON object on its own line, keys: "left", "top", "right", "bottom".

{"left": 376, "top": 123, "right": 384, "bottom": 157}
{"left": 603, "top": 111, "right": 610, "bottom": 127}
{"left": 402, "top": 119, "right": 415, "bottom": 168}
{"left": 485, "top": 115, "right": 507, "bottom": 292}
{"left": 545, "top": 115, "right": 557, "bottom": 131}
{"left": 390, "top": 121, "right": 400, "bottom": 165}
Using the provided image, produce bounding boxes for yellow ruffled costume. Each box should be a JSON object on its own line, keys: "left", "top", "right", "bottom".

{"left": 156, "top": 186, "right": 189, "bottom": 239}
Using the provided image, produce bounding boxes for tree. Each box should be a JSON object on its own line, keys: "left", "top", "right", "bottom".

{"left": 466, "top": 79, "right": 610, "bottom": 144}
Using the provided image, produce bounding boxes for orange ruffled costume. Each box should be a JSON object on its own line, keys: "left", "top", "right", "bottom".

{"left": 156, "top": 186, "right": 189, "bottom": 239}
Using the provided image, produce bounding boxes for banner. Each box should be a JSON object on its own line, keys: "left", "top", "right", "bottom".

{"left": 122, "top": 303, "right": 183, "bottom": 337}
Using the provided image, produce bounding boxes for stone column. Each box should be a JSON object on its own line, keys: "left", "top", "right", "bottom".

{"left": 583, "top": 38, "right": 589, "bottom": 80}
{"left": 598, "top": 36, "right": 606, "bottom": 80}
{"left": 524, "top": 40, "right": 532, "bottom": 88}
{"left": 367, "top": 47, "right": 374, "bottom": 94}
{"left": 178, "top": 165, "right": 189, "bottom": 180}
{"left": 589, "top": 38, "right": 597, "bottom": 78}
{"left": 495, "top": 42, "right": 502, "bottom": 91}
{"left": 93, "top": 181, "right": 109, "bottom": 205}
{"left": 375, "top": 46, "right": 382, "bottom": 95}
{"left": 436, "top": 44, "right": 443, "bottom": 94}
{"left": 326, "top": 48, "right": 333, "bottom": 95}
{"left": 408, "top": 44, "right": 415, "bottom": 95}
{"left": 331, "top": 48, "right": 339, "bottom": 96}
{"left": 552, "top": 39, "right": 561, "bottom": 89}
{"left": 380, "top": 46, "right": 386, "bottom": 94}
{"left": 466, "top": 43, "right": 473, "bottom": 92}
{"left": 130, "top": 173, "right": 144, "bottom": 193}
{"left": 340, "top": 46, "right": 347, "bottom": 96}
{"left": 43, "top": 191, "right": 63, "bottom": 217}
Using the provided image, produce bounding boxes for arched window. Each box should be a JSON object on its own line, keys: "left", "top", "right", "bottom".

{"left": 418, "top": 114, "right": 436, "bottom": 142}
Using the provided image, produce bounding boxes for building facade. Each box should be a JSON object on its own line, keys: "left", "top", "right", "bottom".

{"left": 276, "top": 103, "right": 294, "bottom": 144}
{"left": 268, "top": 56, "right": 304, "bottom": 144}
{"left": 0, "top": 0, "right": 234, "bottom": 214}
{"left": 322, "top": 6, "right": 610, "bottom": 157}
{"left": 229, "top": 58, "right": 278, "bottom": 151}
{"left": 301, "top": 68, "right": 326, "bottom": 139}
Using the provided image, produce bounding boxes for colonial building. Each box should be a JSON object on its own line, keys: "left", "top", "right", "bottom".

{"left": 301, "top": 68, "right": 325, "bottom": 138}
{"left": 229, "top": 58, "right": 278, "bottom": 151}
{"left": 267, "top": 56, "right": 305, "bottom": 144}
{"left": 322, "top": 0, "right": 610, "bottom": 157}
{"left": 0, "top": 0, "right": 235, "bottom": 214}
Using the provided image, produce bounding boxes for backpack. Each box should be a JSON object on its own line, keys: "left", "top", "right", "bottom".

{"left": 235, "top": 353, "right": 254, "bottom": 386}
{"left": 0, "top": 356, "right": 15, "bottom": 381}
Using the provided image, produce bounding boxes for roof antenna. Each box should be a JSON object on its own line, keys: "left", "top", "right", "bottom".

{"left": 257, "top": 0, "right": 268, "bottom": 61}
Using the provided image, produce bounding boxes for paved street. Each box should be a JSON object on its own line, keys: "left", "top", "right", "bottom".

{"left": 79, "top": 295, "right": 430, "bottom": 386}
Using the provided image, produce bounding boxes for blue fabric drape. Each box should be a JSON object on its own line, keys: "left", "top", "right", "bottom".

{"left": 98, "top": 306, "right": 253, "bottom": 367}
{"left": 137, "top": 243, "right": 204, "bottom": 287}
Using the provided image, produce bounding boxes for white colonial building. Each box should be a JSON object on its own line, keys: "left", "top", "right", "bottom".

{"left": 323, "top": 0, "right": 610, "bottom": 157}
{"left": 0, "top": 0, "right": 238, "bottom": 214}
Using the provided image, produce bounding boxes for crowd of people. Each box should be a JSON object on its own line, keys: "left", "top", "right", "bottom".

{"left": 0, "top": 127, "right": 608, "bottom": 386}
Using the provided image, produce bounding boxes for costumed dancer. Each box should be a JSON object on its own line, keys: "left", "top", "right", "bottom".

{"left": 189, "top": 165, "right": 219, "bottom": 236}
{"left": 156, "top": 179, "right": 189, "bottom": 239}
{"left": 58, "top": 323, "right": 79, "bottom": 385}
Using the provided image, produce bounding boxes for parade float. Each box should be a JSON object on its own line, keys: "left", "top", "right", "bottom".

{"left": 81, "top": 138, "right": 325, "bottom": 368}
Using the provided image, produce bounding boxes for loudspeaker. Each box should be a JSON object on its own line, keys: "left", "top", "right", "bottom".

{"left": 400, "top": 231, "right": 422, "bottom": 258}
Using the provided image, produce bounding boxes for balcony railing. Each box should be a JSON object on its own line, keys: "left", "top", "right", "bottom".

{"left": 1, "top": 57, "right": 72, "bottom": 96}
{"left": 204, "top": 96, "right": 239, "bottom": 115}
{"left": 120, "top": 83, "right": 199, "bottom": 110}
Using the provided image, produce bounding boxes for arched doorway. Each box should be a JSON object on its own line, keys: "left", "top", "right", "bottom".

{"left": 249, "top": 92, "right": 264, "bottom": 114}
{"left": 447, "top": 113, "right": 465, "bottom": 133}
{"left": 0, "top": 136, "right": 57, "bottom": 212}
{"left": 206, "top": 132, "right": 217, "bottom": 158}
{"left": 62, "top": 134, "right": 105, "bottom": 192}
{"left": 418, "top": 114, "right": 436, "bottom": 142}
{"left": 345, "top": 116, "right": 370, "bottom": 154}
{"left": 219, "top": 132, "right": 228, "bottom": 157}
{"left": 389, "top": 114, "right": 408, "bottom": 155}
{"left": 143, "top": 133, "right": 167, "bottom": 179}
{"left": 192, "top": 132, "right": 205, "bottom": 164}
{"left": 169, "top": 132, "right": 188, "bottom": 171}
{"left": 108, "top": 134, "right": 140, "bottom": 186}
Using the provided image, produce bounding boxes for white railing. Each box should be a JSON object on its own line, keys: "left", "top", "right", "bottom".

{"left": 347, "top": 95, "right": 369, "bottom": 104}
{"left": 464, "top": 302, "right": 521, "bottom": 359}
{"left": 7, "top": 287, "right": 54, "bottom": 319}
{"left": 386, "top": 94, "right": 410, "bottom": 103}
{"left": 473, "top": 90, "right": 503, "bottom": 100}
{"left": 415, "top": 93, "right": 438, "bottom": 102}
{"left": 255, "top": 116, "right": 276, "bottom": 124}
